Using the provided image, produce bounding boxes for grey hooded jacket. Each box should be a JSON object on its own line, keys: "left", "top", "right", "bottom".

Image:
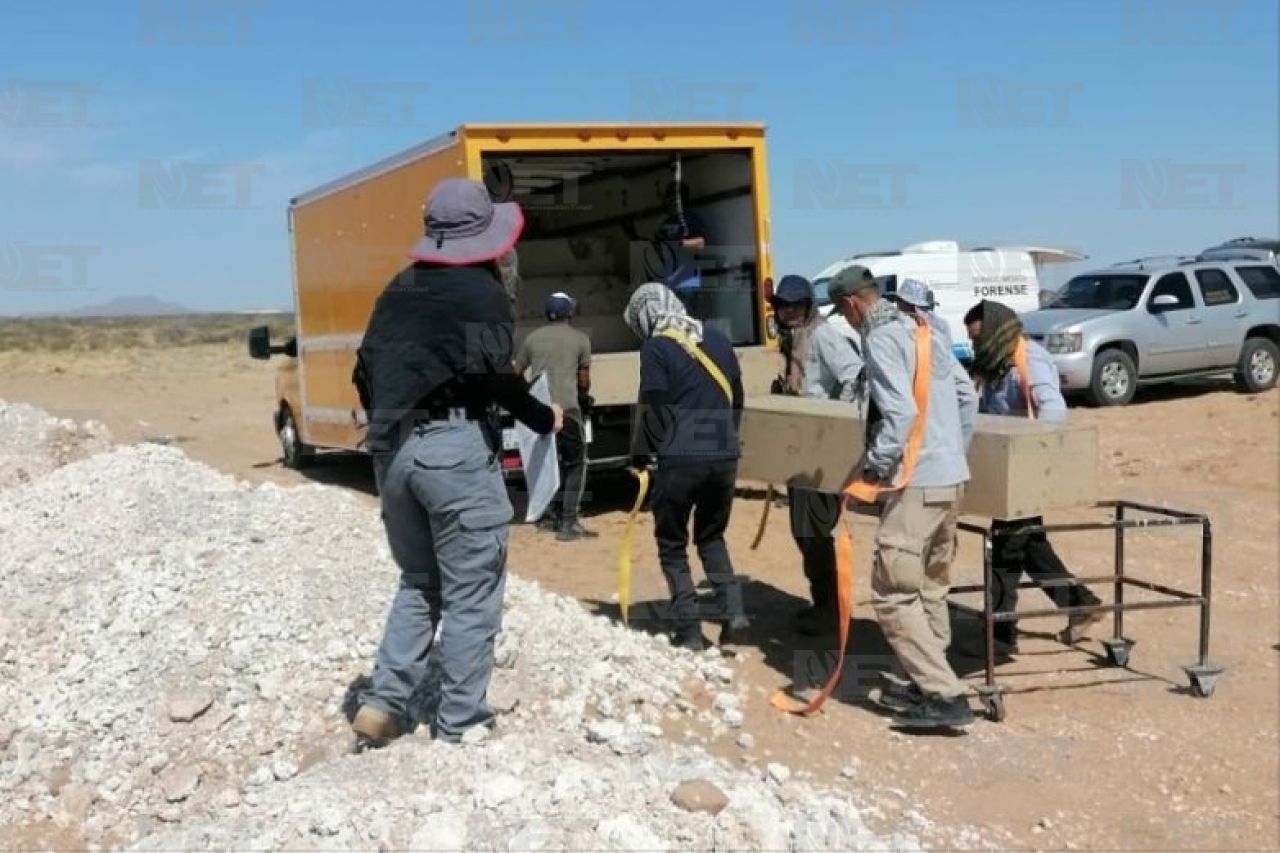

{"left": 862, "top": 310, "right": 978, "bottom": 488}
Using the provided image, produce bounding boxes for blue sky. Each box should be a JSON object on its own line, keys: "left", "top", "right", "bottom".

{"left": 1, "top": 0, "right": 1276, "bottom": 314}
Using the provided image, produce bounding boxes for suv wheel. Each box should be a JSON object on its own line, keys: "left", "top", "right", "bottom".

{"left": 1234, "top": 337, "right": 1279, "bottom": 394}
{"left": 278, "top": 406, "right": 314, "bottom": 469}
{"left": 1088, "top": 349, "right": 1137, "bottom": 407}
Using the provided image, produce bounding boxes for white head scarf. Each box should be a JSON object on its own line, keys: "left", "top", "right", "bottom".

{"left": 624, "top": 283, "right": 704, "bottom": 342}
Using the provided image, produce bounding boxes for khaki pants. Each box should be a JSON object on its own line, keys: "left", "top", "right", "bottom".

{"left": 872, "top": 484, "right": 965, "bottom": 699}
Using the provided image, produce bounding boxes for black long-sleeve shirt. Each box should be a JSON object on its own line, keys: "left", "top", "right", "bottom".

{"left": 355, "top": 263, "right": 554, "bottom": 453}
{"left": 630, "top": 326, "right": 743, "bottom": 468}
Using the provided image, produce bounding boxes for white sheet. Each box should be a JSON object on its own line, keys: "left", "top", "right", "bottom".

{"left": 516, "top": 374, "right": 560, "bottom": 523}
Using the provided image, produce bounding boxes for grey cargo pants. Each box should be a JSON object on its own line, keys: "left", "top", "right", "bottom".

{"left": 363, "top": 418, "right": 513, "bottom": 740}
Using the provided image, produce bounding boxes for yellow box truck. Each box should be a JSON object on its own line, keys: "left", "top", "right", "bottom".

{"left": 251, "top": 122, "right": 779, "bottom": 471}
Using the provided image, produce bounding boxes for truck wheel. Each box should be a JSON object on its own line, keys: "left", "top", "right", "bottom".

{"left": 278, "top": 406, "right": 313, "bottom": 470}
{"left": 1234, "top": 337, "right": 1278, "bottom": 394}
{"left": 1088, "top": 349, "right": 1137, "bottom": 407}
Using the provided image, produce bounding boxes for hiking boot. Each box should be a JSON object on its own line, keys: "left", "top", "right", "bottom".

{"left": 1062, "top": 608, "right": 1106, "bottom": 644}
{"left": 673, "top": 624, "right": 707, "bottom": 652}
{"left": 556, "top": 521, "right": 598, "bottom": 542}
{"left": 351, "top": 706, "right": 401, "bottom": 753}
{"left": 872, "top": 677, "right": 924, "bottom": 713}
{"left": 792, "top": 603, "right": 837, "bottom": 637}
{"left": 535, "top": 515, "right": 560, "bottom": 533}
{"left": 892, "top": 694, "right": 975, "bottom": 730}
{"left": 718, "top": 615, "right": 750, "bottom": 647}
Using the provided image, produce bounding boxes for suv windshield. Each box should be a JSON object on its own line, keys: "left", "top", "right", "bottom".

{"left": 1047, "top": 274, "right": 1147, "bottom": 310}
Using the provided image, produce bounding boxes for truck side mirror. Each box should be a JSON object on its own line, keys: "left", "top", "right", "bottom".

{"left": 248, "top": 326, "right": 272, "bottom": 360}
{"left": 1148, "top": 293, "right": 1179, "bottom": 313}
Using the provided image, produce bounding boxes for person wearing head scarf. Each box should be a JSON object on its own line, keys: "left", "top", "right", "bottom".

{"left": 769, "top": 274, "right": 866, "bottom": 635}
{"left": 963, "top": 300, "right": 1102, "bottom": 653}
{"left": 515, "top": 291, "right": 594, "bottom": 541}
{"left": 624, "top": 283, "right": 747, "bottom": 651}
{"left": 349, "top": 179, "right": 563, "bottom": 752}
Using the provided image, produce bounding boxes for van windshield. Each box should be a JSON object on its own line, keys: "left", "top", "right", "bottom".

{"left": 1047, "top": 274, "right": 1147, "bottom": 310}
{"left": 812, "top": 277, "right": 832, "bottom": 306}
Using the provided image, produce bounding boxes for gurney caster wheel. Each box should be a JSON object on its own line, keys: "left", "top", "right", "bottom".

{"left": 1184, "top": 663, "right": 1224, "bottom": 698}
{"left": 1101, "top": 637, "right": 1135, "bottom": 668}
{"left": 975, "top": 686, "right": 1006, "bottom": 723}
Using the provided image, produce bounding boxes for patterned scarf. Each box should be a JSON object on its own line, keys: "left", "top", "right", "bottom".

{"left": 971, "top": 299, "right": 1023, "bottom": 381}
{"left": 779, "top": 302, "right": 821, "bottom": 396}
{"left": 860, "top": 296, "right": 901, "bottom": 337}
{"left": 624, "top": 283, "right": 704, "bottom": 342}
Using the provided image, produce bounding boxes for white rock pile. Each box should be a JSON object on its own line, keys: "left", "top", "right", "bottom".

{"left": 0, "top": 401, "right": 918, "bottom": 850}
{"left": 0, "top": 399, "right": 111, "bottom": 489}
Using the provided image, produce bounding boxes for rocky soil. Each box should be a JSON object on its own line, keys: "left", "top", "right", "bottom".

{"left": 0, "top": 401, "right": 920, "bottom": 850}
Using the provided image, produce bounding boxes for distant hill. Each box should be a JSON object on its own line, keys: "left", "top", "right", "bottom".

{"left": 64, "top": 296, "right": 193, "bottom": 318}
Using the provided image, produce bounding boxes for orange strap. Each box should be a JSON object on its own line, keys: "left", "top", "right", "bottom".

{"left": 1012, "top": 338, "right": 1037, "bottom": 420}
{"left": 770, "top": 514, "right": 855, "bottom": 716}
{"left": 770, "top": 317, "right": 931, "bottom": 717}
{"left": 845, "top": 317, "right": 932, "bottom": 504}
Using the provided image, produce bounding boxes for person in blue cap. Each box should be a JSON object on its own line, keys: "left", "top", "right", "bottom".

{"left": 769, "top": 274, "right": 866, "bottom": 635}
{"left": 515, "top": 291, "right": 595, "bottom": 540}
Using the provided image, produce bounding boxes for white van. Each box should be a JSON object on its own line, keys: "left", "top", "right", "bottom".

{"left": 812, "top": 240, "right": 1085, "bottom": 360}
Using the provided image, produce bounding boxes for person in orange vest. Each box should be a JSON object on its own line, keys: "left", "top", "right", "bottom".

{"left": 827, "top": 265, "right": 979, "bottom": 730}
{"left": 964, "top": 300, "right": 1105, "bottom": 653}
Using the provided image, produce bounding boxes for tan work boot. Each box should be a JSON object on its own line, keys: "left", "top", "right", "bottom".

{"left": 351, "top": 706, "right": 401, "bottom": 753}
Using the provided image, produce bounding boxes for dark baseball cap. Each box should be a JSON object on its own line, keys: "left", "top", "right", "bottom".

{"left": 770, "top": 274, "right": 814, "bottom": 306}
{"left": 825, "top": 265, "right": 877, "bottom": 303}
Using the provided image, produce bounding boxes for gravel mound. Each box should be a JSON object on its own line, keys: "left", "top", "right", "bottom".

{"left": 0, "top": 402, "right": 918, "bottom": 850}
{"left": 0, "top": 399, "right": 111, "bottom": 488}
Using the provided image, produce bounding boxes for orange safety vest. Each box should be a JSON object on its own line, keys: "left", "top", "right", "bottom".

{"left": 771, "top": 315, "right": 933, "bottom": 716}
{"left": 1011, "top": 338, "right": 1037, "bottom": 420}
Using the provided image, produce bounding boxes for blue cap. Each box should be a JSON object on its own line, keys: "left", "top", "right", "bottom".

{"left": 771, "top": 274, "right": 814, "bottom": 305}
{"left": 545, "top": 291, "right": 576, "bottom": 320}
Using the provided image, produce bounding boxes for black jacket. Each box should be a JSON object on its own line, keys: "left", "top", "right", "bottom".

{"left": 354, "top": 263, "right": 554, "bottom": 453}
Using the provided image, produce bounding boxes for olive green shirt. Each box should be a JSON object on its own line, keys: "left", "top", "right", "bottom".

{"left": 514, "top": 322, "right": 591, "bottom": 412}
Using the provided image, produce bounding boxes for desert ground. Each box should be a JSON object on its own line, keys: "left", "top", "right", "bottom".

{"left": 1, "top": 324, "right": 1277, "bottom": 850}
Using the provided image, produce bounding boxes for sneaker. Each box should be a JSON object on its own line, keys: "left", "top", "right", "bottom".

{"left": 673, "top": 625, "right": 707, "bottom": 652}
{"left": 792, "top": 603, "right": 837, "bottom": 637}
{"left": 718, "top": 615, "right": 750, "bottom": 646}
{"left": 892, "top": 694, "right": 975, "bottom": 730}
{"left": 872, "top": 678, "right": 924, "bottom": 713}
{"left": 535, "top": 515, "right": 560, "bottom": 533}
{"left": 556, "top": 521, "right": 599, "bottom": 542}
{"left": 1062, "top": 608, "right": 1106, "bottom": 644}
{"left": 351, "top": 706, "right": 401, "bottom": 753}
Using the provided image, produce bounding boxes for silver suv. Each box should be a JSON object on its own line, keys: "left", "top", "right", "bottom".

{"left": 1022, "top": 257, "right": 1280, "bottom": 406}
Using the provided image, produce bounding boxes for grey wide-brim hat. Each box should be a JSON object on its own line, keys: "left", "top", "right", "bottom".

{"left": 894, "top": 277, "right": 933, "bottom": 309}
{"left": 409, "top": 178, "right": 524, "bottom": 265}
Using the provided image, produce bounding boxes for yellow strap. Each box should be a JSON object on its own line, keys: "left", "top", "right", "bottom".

{"left": 749, "top": 483, "right": 775, "bottom": 551}
{"left": 658, "top": 329, "right": 733, "bottom": 404}
{"left": 770, "top": 511, "right": 855, "bottom": 716}
{"left": 617, "top": 469, "right": 650, "bottom": 626}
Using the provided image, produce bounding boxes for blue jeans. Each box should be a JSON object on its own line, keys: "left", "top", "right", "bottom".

{"left": 364, "top": 417, "right": 513, "bottom": 740}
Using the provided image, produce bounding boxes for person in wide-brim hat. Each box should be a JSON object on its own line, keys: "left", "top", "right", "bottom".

{"left": 408, "top": 177, "right": 524, "bottom": 265}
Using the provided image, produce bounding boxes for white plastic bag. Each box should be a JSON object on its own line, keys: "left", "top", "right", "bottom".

{"left": 516, "top": 374, "right": 560, "bottom": 522}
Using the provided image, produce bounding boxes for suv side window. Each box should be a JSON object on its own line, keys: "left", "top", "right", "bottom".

{"left": 1236, "top": 265, "right": 1280, "bottom": 300}
{"left": 1147, "top": 272, "right": 1196, "bottom": 312}
{"left": 1194, "top": 269, "right": 1240, "bottom": 306}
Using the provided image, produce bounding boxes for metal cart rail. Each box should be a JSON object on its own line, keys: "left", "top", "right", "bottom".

{"left": 949, "top": 499, "right": 1224, "bottom": 721}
